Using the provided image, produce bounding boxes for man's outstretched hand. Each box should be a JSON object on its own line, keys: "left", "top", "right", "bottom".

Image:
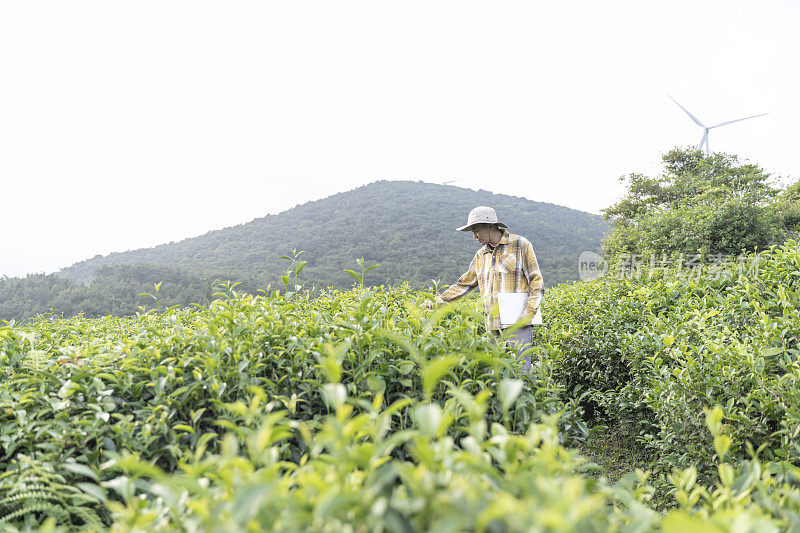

{"left": 423, "top": 299, "right": 443, "bottom": 310}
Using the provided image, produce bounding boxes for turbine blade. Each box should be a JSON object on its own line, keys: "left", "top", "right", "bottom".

{"left": 699, "top": 130, "right": 708, "bottom": 153}
{"left": 709, "top": 113, "right": 769, "bottom": 129}
{"left": 669, "top": 95, "right": 706, "bottom": 128}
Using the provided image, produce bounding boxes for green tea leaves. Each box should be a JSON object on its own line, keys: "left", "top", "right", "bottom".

{"left": 498, "top": 379, "right": 523, "bottom": 412}
{"left": 322, "top": 383, "right": 347, "bottom": 411}
{"left": 422, "top": 356, "right": 457, "bottom": 399}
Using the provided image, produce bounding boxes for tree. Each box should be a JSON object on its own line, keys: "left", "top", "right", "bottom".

{"left": 774, "top": 178, "right": 800, "bottom": 240}
{"left": 602, "top": 147, "right": 785, "bottom": 256}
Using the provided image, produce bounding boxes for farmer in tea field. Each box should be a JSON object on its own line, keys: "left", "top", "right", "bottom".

{"left": 431, "top": 206, "right": 544, "bottom": 373}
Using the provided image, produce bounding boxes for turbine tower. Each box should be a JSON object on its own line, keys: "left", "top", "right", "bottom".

{"left": 668, "top": 96, "right": 767, "bottom": 156}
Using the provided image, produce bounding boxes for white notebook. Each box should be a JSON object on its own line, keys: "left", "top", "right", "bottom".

{"left": 497, "top": 292, "right": 543, "bottom": 327}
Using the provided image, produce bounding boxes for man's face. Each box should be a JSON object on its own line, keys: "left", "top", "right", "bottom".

{"left": 471, "top": 224, "right": 492, "bottom": 246}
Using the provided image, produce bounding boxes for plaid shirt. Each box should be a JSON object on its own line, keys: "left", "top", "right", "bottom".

{"left": 436, "top": 230, "right": 544, "bottom": 330}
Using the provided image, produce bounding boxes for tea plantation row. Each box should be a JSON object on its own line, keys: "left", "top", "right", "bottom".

{"left": 1, "top": 242, "right": 800, "bottom": 530}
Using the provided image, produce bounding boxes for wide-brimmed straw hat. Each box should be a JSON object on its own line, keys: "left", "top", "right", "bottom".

{"left": 456, "top": 206, "right": 508, "bottom": 232}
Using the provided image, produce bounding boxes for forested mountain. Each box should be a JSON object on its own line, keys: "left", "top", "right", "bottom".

{"left": 1, "top": 181, "right": 608, "bottom": 321}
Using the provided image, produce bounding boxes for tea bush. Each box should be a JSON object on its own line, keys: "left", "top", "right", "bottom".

{"left": 532, "top": 276, "right": 648, "bottom": 421}
{"left": 101, "top": 405, "right": 800, "bottom": 531}
{"left": 539, "top": 241, "right": 800, "bottom": 481}
{"left": 103, "top": 399, "right": 649, "bottom": 532}
{"left": 3, "top": 245, "right": 800, "bottom": 529}
{"left": 0, "top": 283, "right": 580, "bottom": 529}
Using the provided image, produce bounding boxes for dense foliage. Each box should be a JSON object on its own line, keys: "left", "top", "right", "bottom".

{"left": 602, "top": 148, "right": 796, "bottom": 255}
{"left": 0, "top": 181, "right": 607, "bottom": 322}
{"left": 539, "top": 241, "right": 800, "bottom": 482}
{"left": 0, "top": 283, "right": 584, "bottom": 530}
{"left": 3, "top": 243, "right": 800, "bottom": 529}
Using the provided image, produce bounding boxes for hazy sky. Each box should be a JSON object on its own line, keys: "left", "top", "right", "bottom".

{"left": 1, "top": 1, "right": 798, "bottom": 278}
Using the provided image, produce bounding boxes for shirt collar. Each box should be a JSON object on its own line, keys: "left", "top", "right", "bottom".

{"left": 484, "top": 230, "right": 510, "bottom": 253}
{"left": 499, "top": 229, "right": 510, "bottom": 245}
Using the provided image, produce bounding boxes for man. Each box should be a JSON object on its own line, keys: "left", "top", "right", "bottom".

{"left": 433, "top": 206, "right": 544, "bottom": 373}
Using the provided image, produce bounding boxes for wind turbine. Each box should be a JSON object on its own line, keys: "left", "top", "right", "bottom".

{"left": 668, "top": 96, "right": 767, "bottom": 156}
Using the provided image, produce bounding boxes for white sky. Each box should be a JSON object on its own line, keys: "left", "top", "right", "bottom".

{"left": 1, "top": 0, "right": 798, "bottom": 278}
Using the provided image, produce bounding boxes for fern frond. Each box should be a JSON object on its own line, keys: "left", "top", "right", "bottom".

{"left": 0, "top": 489, "right": 57, "bottom": 508}
{"left": 0, "top": 501, "right": 70, "bottom": 524}
{"left": 72, "top": 505, "right": 106, "bottom": 529}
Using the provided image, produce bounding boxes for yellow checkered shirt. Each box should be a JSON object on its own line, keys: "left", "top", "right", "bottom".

{"left": 436, "top": 230, "right": 544, "bottom": 330}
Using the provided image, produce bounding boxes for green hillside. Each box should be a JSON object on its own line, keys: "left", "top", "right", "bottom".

{"left": 2, "top": 181, "right": 607, "bottom": 321}
{"left": 60, "top": 180, "right": 607, "bottom": 286}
